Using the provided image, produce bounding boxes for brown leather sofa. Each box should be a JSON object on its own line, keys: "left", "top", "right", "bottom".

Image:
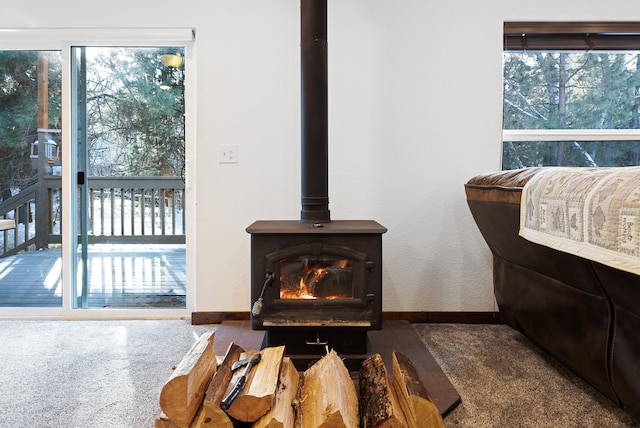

{"left": 465, "top": 167, "right": 640, "bottom": 422}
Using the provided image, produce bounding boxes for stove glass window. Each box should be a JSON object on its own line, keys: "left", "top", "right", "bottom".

{"left": 279, "top": 257, "right": 353, "bottom": 299}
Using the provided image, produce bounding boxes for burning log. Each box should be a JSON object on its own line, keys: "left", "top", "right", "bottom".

{"left": 296, "top": 349, "right": 359, "bottom": 428}
{"left": 280, "top": 259, "right": 353, "bottom": 299}
{"left": 159, "top": 331, "right": 217, "bottom": 427}
{"left": 305, "top": 266, "right": 353, "bottom": 298}
{"left": 359, "top": 353, "right": 412, "bottom": 427}
{"left": 190, "top": 342, "right": 245, "bottom": 428}
{"left": 392, "top": 352, "right": 445, "bottom": 428}
{"left": 223, "top": 345, "right": 286, "bottom": 423}
{"left": 253, "top": 356, "right": 299, "bottom": 428}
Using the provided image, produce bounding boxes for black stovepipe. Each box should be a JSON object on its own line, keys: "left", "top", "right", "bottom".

{"left": 300, "top": 0, "right": 331, "bottom": 223}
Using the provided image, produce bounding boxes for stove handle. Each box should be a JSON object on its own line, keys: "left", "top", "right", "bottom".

{"left": 251, "top": 272, "right": 275, "bottom": 316}
{"left": 306, "top": 333, "right": 329, "bottom": 347}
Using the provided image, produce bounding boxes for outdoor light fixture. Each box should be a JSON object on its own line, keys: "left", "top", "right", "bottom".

{"left": 160, "top": 53, "right": 183, "bottom": 68}
{"left": 158, "top": 53, "right": 182, "bottom": 89}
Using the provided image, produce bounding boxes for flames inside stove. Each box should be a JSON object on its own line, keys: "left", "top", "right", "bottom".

{"left": 280, "top": 257, "right": 353, "bottom": 300}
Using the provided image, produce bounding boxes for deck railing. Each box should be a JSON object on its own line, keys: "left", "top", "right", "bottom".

{"left": 0, "top": 176, "right": 185, "bottom": 258}
{"left": 0, "top": 183, "right": 37, "bottom": 257}
{"left": 84, "top": 177, "right": 185, "bottom": 244}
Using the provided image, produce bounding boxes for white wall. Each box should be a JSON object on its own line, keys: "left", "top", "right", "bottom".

{"left": 3, "top": 0, "right": 635, "bottom": 313}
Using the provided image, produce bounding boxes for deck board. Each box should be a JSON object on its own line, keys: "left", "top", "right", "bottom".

{"left": 0, "top": 244, "right": 186, "bottom": 308}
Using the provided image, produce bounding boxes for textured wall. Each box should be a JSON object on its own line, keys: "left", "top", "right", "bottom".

{"left": 2, "top": 0, "right": 633, "bottom": 315}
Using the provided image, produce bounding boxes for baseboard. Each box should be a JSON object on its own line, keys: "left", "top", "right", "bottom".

{"left": 191, "top": 311, "right": 502, "bottom": 325}
{"left": 383, "top": 311, "right": 502, "bottom": 324}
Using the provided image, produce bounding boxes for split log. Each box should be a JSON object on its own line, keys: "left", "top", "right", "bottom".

{"left": 223, "top": 349, "right": 259, "bottom": 409}
{"left": 359, "top": 353, "right": 410, "bottom": 428}
{"left": 190, "top": 342, "right": 245, "bottom": 428}
{"left": 254, "top": 356, "right": 299, "bottom": 428}
{"left": 159, "top": 331, "right": 217, "bottom": 427}
{"left": 392, "top": 352, "right": 445, "bottom": 428}
{"left": 297, "top": 349, "right": 359, "bottom": 428}
{"left": 224, "top": 345, "right": 286, "bottom": 422}
{"left": 154, "top": 416, "right": 179, "bottom": 428}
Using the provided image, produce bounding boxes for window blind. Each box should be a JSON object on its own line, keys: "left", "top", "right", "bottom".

{"left": 504, "top": 22, "right": 640, "bottom": 51}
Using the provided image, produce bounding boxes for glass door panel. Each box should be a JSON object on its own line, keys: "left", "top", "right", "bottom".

{"left": 71, "top": 46, "right": 186, "bottom": 309}
{"left": 0, "top": 50, "right": 63, "bottom": 307}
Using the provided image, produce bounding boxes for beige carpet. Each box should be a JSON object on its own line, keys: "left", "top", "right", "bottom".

{"left": 0, "top": 320, "right": 637, "bottom": 427}
{"left": 416, "top": 323, "right": 638, "bottom": 427}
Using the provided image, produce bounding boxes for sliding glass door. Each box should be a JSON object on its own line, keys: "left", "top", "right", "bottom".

{"left": 0, "top": 50, "right": 63, "bottom": 308}
{"left": 71, "top": 46, "right": 187, "bottom": 309}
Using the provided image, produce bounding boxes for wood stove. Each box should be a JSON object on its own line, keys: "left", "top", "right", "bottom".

{"left": 247, "top": 220, "right": 385, "bottom": 354}
{"left": 247, "top": 0, "right": 386, "bottom": 356}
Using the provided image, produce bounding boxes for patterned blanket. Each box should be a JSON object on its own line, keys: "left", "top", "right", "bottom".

{"left": 519, "top": 167, "right": 640, "bottom": 275}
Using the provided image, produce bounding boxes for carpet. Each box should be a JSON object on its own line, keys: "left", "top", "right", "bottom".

{"left": 0, "top": 320, "right": 211, "bottom": 428}
{"left": 0, "top": 320, "right": 637, "bottom": 427}
{"left": 415, "top": 323, "right": 638, "bottom": 427}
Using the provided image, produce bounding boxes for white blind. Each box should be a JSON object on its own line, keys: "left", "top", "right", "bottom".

{"left": 0, "top": 28, "right": 194, "bottom": 50}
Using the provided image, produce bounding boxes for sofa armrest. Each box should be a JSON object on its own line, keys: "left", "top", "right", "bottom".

{"left": 464, "top": 167, "right": 543, "bottom": 204}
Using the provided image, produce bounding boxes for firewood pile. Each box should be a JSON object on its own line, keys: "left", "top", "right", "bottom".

{"left": 154, "top": 331, "right": 445, "bottom": 428}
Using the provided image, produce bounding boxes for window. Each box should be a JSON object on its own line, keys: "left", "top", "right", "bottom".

{"left": 502, "top": 22, "right": 640, "bottom": 170}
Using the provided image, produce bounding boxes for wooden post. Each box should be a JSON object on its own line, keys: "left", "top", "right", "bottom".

{"left": 35, "top": 52, "right": 49, "bottom": 249}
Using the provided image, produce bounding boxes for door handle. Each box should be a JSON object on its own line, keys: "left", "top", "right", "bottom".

{"left": 77, "top": 171, "right": 85, "bottom": 185}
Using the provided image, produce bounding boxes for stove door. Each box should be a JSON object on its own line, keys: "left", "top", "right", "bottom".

{"left": 257, "top": 243, "right": 373, "bottom": 327}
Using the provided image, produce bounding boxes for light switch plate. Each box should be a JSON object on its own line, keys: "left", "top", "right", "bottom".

{"left": 219, "top": 145, "right": 238, "bottom": 163}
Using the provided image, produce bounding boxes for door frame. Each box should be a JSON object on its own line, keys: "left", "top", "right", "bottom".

{"left": 0, "top": 28, "right": 196, "bottom": 319}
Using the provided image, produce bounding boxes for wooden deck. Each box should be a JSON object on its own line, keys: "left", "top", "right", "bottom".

{"left": 0, "top": 244, "right": 186, "bottom": 308}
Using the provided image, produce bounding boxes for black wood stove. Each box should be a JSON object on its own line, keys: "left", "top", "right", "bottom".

{"left": 247, "top": 220, "right": 385, "bottom": 355}
{"left": 246, "top": 0, "right": 386, "bottom": 356}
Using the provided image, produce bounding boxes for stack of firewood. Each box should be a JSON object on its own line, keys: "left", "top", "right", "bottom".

{"left": 154, "top": 331, "right": 445, "bottom": 428}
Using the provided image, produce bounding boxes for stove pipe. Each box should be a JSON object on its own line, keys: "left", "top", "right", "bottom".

{"left": 300, "top": 0, "right": 330, "bottom": 223}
